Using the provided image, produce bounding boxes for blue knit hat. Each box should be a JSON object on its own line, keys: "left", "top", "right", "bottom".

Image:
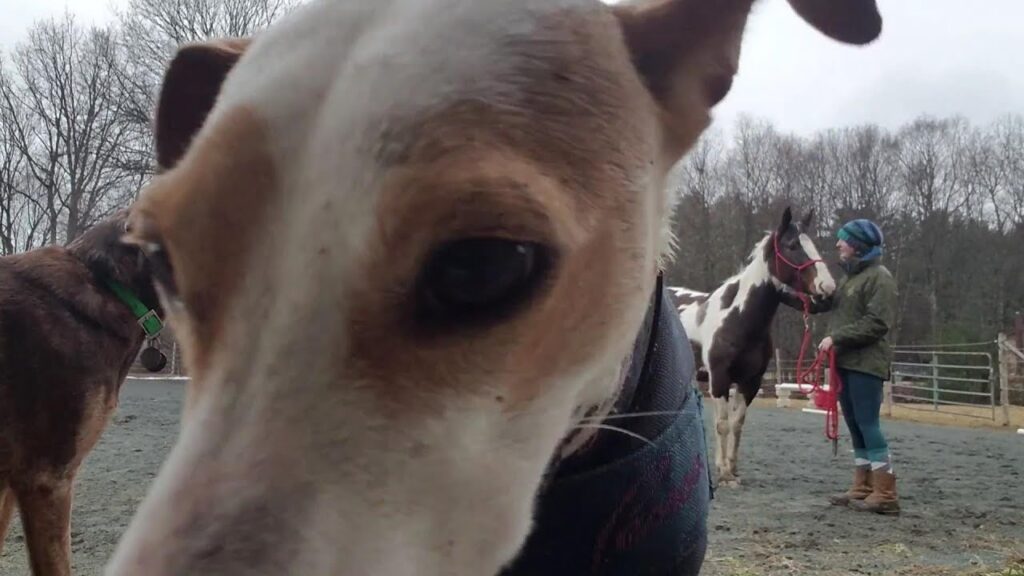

{"left": 837, "top": 219, "right": 883, "bottom": 259}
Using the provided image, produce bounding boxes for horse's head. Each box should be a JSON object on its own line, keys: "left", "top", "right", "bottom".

{"left": 769, "top": 207, "right": 836, "bottom": 297}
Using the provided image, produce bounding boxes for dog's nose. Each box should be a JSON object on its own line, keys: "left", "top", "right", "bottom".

{"left": 106, "top": 489, "right": 310, "bottom": 576}
{"left": 104, "top": 429, "right": 315, "bottom": 576}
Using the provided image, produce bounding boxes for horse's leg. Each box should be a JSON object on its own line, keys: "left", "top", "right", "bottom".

{"left": 712, "top": 394, "right": 730, "bottom": 482}
{"left": 12, "top": 471, "right": 75, "bottom": 576}
{"left": 709, "top": 366, "right": 736, "bottom": 486}
{"left": 725, "top": 392, "right": 744, "bottom": 482}
{"left": 726, "top": 381, "right": 759, "bottom": 481}
{"left": 0, "top": 478, "right": 14, "bottom": 555}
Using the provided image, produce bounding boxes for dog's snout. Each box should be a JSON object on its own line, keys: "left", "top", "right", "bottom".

{"left": 104, "top": 426, "right": 316, "bottom": 576}
{"left": 107, "top": 490, "right": 309, "bottom": 575}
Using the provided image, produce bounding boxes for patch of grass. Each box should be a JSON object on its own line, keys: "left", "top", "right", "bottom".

{"left": 706, "top": 555, "right": 761, "bottom": 576}
{"left": 982, "top": 558, "right": 1024, "bottom": 576}
{"left": 874, "top": 542, "right": 912, "bottom": 557}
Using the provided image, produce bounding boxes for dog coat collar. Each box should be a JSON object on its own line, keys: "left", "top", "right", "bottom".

{"left": 104, "top": 279, "right": 164, "bottom": 338}
{"left": 501, "top": 274, "right": 713, "bottom": 576}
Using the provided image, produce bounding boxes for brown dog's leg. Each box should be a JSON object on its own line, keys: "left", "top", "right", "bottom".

{"left": 0, "top": 481, "right": 15, "bottom": 555}
{"left": 13, "top": 474, "right": 74, "bottom": 576}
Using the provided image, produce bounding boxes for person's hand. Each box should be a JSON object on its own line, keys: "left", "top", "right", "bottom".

{"left": 818, "top": 336, "right": 834, "bottom": 352}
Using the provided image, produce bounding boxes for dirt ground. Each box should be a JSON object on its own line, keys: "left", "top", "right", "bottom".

{"left": 1, "top": 380, "right": 1021, "bottom": 576}
{"left": 702, "top": 405, "right": 1024, "bottom": 576}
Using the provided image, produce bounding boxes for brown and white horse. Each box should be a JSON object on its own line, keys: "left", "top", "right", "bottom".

{"left": 669, "top": 208, "right": 835, "bottom": 486}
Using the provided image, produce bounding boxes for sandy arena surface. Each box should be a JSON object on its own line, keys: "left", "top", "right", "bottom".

{"left": 1, "top": 379, "right": 1022, "bottom": 575}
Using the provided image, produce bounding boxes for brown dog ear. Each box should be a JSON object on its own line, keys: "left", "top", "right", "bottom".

{"left": 612, "top": 0, "right": 881, "bottom": 154}
{"left": 787, "top": 0, "right": 883, "bottom": 46}
{"left": 154, "top": 38, "right": 251, "bottom": 170}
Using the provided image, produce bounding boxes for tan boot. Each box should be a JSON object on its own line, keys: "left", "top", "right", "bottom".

{"left": 828, "top": 466, "right": 872, "bottom": 506}
{"left": 850, "top": 469, "right": 900, "bottom": 515}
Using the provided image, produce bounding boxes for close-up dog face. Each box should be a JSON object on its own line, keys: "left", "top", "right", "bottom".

{"left": 109, "top": 0, "right": 880, "bottom": 574}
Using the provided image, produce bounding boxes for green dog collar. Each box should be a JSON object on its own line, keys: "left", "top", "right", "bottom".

{"left": 105, "top": 279, "right": 164, "bottom": 338}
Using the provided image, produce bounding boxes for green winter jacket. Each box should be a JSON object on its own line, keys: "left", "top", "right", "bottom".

{"left": 779, "top": 259, "right": 898, "bottom": 380}
{"left": 826, "top": 260, "right": 898, "bottom": 380}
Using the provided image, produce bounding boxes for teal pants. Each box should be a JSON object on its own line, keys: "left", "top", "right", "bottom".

{"left": 837, "top": 368, "right": 890, "bottom": 464}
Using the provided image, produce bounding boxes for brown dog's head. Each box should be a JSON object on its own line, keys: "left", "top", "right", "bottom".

{"left": 110, "top": 1, "right": 880, "bottom": 574}
{"left": 68, "top": 209, "right": 162, "bottom": 314}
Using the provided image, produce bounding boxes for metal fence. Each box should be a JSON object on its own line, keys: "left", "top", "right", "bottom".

{"left": 888, "top": 347, "right": 996, "bottom": 420}
{"left": 750, "top": 335, "right": 1022, "bottom": 427}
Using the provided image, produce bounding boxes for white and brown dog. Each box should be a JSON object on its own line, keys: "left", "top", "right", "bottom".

{"left": 108, "top": 0, "right": 882, "bottom": 574}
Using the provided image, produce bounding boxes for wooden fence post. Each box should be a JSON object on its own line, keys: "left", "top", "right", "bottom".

{"left": 931, "top": 352, "right": 939, "bottom": 411}
{"left": 999, "top": 332, "right": 1011, "bottom": 427}
{"left": 774, "top": 348, "right": 783, "bottom": 387}
{"left": 884, "top": 381, "right": 893, "bottom": 417}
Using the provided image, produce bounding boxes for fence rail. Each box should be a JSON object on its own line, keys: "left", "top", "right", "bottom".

{"left": 758, "top": 338, "right": 1022, "bottom": 427}
{"left": 887, "top": 346, "right": 997, "bottom": 421}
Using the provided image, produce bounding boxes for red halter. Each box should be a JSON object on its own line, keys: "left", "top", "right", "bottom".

{"left": 773, "top": 232, "right": 841, "bottom": 450}
{"left": 772, "top": 232, "right": 822, "bottom": 286}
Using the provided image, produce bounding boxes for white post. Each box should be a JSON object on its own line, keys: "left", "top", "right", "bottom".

{"left": 774, "top": 348, "right": 783, "bottom": 389}
{"left": 171, "top": 340, "right": 179, "bottom": 376}
{"left": 999, "top": 333, "right": 1011, "bottom": 427}
{"left": 884, "top": 381, "right": 893, "bottom": 417}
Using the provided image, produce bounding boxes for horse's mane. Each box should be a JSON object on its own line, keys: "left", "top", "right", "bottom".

{"left": 741, "top": 230, "right": 774, "bottom": 271}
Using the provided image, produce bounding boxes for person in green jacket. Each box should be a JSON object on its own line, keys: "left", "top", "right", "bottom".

{"left": 784, "top": 218, "right": 900, "bottom": 514}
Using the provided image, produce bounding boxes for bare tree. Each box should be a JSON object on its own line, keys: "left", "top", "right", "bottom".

{"left": 113, "top": 0, "right": 299, "bottom": 175}
{"left": 984, "top": 115, "right": 1024, "bottom": 231}
{"left": 668, "top": 129, "right": 726, "bottom": 289}
{"left": 894, "top": 117, "right": 974, "bottom": 341}
{"left": 0, "top": 14, "right": 145, "bottom": 246}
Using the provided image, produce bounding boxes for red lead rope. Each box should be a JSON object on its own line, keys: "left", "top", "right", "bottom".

{"left": 772, "top": 231, "right": 842, "bottom": 453}
{"left": 792, "top": 293, "right": 842, "bottom": 452}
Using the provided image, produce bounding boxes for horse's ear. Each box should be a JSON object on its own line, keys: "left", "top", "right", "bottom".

{"left": 612, "top": 0, "right": 881, "bottom": 158}
{"left": 800, "top": 208, "right": 815, "bottom": 232}
{"left": 155, "top": 37, "right": 251, "bottom": 170}
{"left": 777, "top": 206, "right": 793, "bottom": 235}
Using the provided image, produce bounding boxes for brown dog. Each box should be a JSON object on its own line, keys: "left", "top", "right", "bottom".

{"left": 0, "top": 209, "right": 162, "bottom": 576}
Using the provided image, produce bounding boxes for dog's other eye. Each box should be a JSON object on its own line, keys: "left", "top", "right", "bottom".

{"left": 416, "top": 238, "right": 553, "bottom": 329}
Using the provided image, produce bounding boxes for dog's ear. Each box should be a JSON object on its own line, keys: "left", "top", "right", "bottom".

{"left": 155, "top": 38, "right": 251, "bottom": 170}
{"left": 612, "top": 0, "right": 880, "bottom": 155}
{"left": 69, "top": 211, "right": 138, "bottom": 284}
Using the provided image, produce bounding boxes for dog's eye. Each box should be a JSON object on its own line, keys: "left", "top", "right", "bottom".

{"left": 416, "top": 238, "right": 553, "bottom": 329}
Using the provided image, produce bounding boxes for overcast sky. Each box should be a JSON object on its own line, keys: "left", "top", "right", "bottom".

{"left": 1, "top": 0, "right": 1020, "bottom": 137}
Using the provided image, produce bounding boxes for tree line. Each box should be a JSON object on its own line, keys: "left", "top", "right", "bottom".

{"left": 2, "top": 0, "right": 1021, "bottom": 356}
{"left": 0, "top": 0, "right": 296, "bottom": 253}
{"left": 665, "top": 114, "right": 1024, "bottom": 357}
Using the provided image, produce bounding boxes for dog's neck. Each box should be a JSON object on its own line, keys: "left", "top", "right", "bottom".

{"left": 501, "top": 273, "right": 709, "bottom": 575}
{"left": 552, "top": 274, "right": 685, "bottom": 472}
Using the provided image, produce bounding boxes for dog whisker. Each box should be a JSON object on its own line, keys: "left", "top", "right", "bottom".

{"left": 577, "top": 410, "right": 685, "bottom": 423}
{"left": 570, "top": 424, "right": 655, "bottom": 446}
